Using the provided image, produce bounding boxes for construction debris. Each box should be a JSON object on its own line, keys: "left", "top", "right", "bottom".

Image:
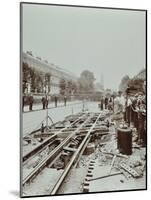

{"left": 23, "top": 110, "right": 146, "bottom": 195}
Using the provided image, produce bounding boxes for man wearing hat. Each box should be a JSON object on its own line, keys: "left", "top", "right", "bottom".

{"left": 137, "top": 92, "right": 145, "bottom": 109}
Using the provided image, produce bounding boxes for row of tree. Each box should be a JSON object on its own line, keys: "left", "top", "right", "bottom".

{"left": 23, "top": 63, "right": 96, "bottom": 95}
{"left": 23, "top": 62, "right": 96, "bottom": 95}
{"left": 23, "top": 62, "right": 51, "bottom": 93}
{"left": 59, "top": 79, "right": 77, "bottom": 95}
{"left": 119, "top": 75, "right": 130, "bottom": 93}
{"left": 59, "top": 70, "right": 96, "bottom": 95}
{"left": 78, "top": 70, "right": 95, "bottom": 93}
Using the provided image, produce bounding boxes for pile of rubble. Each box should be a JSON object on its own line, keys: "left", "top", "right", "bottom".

{"left": 81, "top": 121, "right": 146, "bottom": 193}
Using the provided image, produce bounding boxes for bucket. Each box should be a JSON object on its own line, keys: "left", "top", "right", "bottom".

{"left": 117, "top": 127, "right": 132, "bottom": 155}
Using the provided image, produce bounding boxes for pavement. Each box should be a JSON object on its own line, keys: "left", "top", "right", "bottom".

{"left": 22, "top": 101, "right": 100, "bottom": 137}
{"left": 23, "top": 100, "right": 82, "bottom": 113}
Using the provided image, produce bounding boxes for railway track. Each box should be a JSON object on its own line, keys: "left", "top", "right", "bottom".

{"left": 22, "top": 111, "right": 110, "bottom": 195}
{"left": 50, "top": 112, "right": 102, "bottom": 195}
{"left": 23, "top": 113, "right": 86, "bottom": 163}
{"left": 22, "top": 105, "right": 146, "bottom": 196}
{"left": 22, "top": 113, "right": 92, "bottom": 186}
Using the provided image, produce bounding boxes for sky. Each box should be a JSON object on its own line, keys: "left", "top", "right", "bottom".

{"left": 22, "top": 4, "right": 146, "bottom": 90}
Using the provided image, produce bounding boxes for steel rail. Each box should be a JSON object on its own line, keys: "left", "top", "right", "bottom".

{"left": 23, "top": 139, "right": 57, "bottom": 167}
{"left": 23, "top": 113, "right": 86, "bottom": 162}
{"left": 22, "top": 113, "right": 92, "bottom": 186}
{"left": 50, "top": 112, "right": 102, "bottom": 195}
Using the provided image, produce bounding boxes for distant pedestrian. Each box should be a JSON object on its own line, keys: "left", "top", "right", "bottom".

{"left": 29, "top": 95, "right": 34, "bottom": 111}
{"left": 54, "top": 96, "right": 58, "bottom": 107}
{"left": 104, "top": 97, "right": 108, "bottom": 109}
{"left": 108, "top": 97, "right": 113, "bottom": 110}
{"left": 41, "top": 123, "right": 45, "bottom": 133}
{"left": 42, "top": 97, "right": 46, "bottom": 109}
{"left": 100, "top": 97, "right": 104, "bottom": 110}
{"left": 22, "top": 95, "right": 25, "bottom": 111}
{"left": 125, "top": 96, "right": 132, "bottom": 126}
{"left": 64, "top": 96, "right": 67, "bottom": 106}
{"left": 45, "top": 96, "right": 49, "bottom": 109}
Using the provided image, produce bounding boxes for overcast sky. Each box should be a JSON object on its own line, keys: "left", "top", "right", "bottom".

{"left": 22, "top": 4, "right": 146, "bottom": 90}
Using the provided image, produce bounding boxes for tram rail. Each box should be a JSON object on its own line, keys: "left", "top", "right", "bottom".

{"left": 22, "top": 113, "right": 93, "bottom": 186}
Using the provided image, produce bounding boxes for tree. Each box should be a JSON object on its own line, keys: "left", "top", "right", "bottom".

{"left": 59, "top": 79, "right": 66, "bottom": 95}
{"left": 78, "top": 70, "right": 95, "bottom": 92}
{"left": 23, "top": 62, "right": 30, "bottom": 82}
{"left": 71, "top": 82, "right": 78, "bottom": 94}
{"left": 30, "top": 68, "right": 37, "bottom": 93}
{"left": 22, "top": 62, "right": 51, "bottom": 94}
{"left": 22, "top": 62, "right": 31, "bottom": 93}
{"left": 128, "top": 79, "right": 144, "bottom": 94}
{"left": 44, "top": 73, "right": 51, "bottom": 93}
{"left": 36, "top": 72, "right": 43, "bottom": 93}
{"left": 67, "top": 80, "right": 73, "bottom": 95}
{"left": 119, "top": 75, "right": 130, "bottom": 93}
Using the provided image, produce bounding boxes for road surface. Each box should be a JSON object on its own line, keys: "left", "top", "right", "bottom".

{"left": 22, "top": 101, "right": 100, "bottom": 137}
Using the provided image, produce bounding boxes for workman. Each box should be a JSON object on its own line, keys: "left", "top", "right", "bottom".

{"left": 28, "top": 95, "right": 34, "bottom": 111}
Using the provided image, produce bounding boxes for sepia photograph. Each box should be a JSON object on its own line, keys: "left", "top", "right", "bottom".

{"left": 20, "top": 2, "right": 147, "bottom": 197}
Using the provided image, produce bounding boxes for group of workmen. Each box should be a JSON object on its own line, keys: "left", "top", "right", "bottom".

{"left": 99, "top": 91, "right": 146, "bottom": 147}
{"left": 99, "top": 91, "right": 126, "bottom": 113}
{"left": 22, "top": 95, "right": 34, "bottom": 111}
{"left": 124, "top": 91, "right": 146, "bottom": 146}
{"left": 99, "top": 96, "right": 114, "bottom": 111}
{"left": 22, "top": 95, "right": 68, "bottom": 111}
{"left": 41, "top": 95, "right": 67, "bottom": 109}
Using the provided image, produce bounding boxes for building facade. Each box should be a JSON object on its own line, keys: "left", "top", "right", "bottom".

{"left": 22, "top": 51, "right": 77, "bottom": 96}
